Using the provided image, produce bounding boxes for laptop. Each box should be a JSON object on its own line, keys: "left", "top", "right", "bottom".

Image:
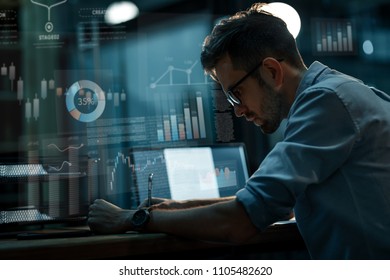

{"left": 131, "top": 143, "right": 250, "bottom": 205}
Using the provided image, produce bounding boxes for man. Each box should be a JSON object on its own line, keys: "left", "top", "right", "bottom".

{"left": 88, "top": 3, "right": 390, "bottom": 259}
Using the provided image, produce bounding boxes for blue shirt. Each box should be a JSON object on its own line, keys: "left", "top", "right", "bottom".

{"left": 236, "top": 61, "right": 390, "bottom": 259}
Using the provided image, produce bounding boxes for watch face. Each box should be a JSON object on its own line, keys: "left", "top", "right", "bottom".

{"left": 131, "top": 209, "right": 150, "bottom": 229}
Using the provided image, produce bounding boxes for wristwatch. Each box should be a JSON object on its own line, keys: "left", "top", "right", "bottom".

{"left": 130, "top": 208, "right": 151, "bottom": 230}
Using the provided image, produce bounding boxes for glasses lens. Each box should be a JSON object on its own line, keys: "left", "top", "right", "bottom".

{"left": 226, "top": 90, "right": 240, "bottom": 105}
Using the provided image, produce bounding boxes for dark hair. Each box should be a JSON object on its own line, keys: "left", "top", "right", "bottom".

{"left": 201, "top": 2, "right": 304, "bottom": 80}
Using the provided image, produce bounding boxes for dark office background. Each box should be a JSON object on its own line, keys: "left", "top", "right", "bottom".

{"left": 1, "top": 0, "right": 389, "bottom": 169}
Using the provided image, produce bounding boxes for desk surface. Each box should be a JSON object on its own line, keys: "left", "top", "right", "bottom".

{"left": 0, "top": 222, "right": 306, "bottom": 259}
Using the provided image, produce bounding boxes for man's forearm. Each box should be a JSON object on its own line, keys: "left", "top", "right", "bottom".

{"left": 150, "top": 196, "right": 236, "bottom": 211}
{"left": 88, "top": 197, "right": 259, "bottom": 243}
{"left": 146, "top": 198, "right": 258, "bottom": 244}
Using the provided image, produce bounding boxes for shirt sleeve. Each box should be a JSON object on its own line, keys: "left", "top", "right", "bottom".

{"left": 236, "top": 88, "right": 359, "bottom": 230}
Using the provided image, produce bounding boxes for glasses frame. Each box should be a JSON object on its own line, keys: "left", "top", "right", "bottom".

{"left": 223, "top": 58, "right": 284, "bottom": 106}
{"left": 223, "top": 62, "right": 262, "bottom": 106}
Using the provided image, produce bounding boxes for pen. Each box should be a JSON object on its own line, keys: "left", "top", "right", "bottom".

{"left": 147, "top": 173, "right": 153, "bottom": 207}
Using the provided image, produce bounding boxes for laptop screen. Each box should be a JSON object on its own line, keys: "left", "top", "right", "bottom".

{"left": 132, "top": 144, "right": 249, "bottom": 205}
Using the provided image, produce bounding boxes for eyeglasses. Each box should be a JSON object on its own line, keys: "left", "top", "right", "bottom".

{"left": 223, "top": 62, "right": 262, "bottom": 106}
{"left": 222, "top": 58, "right": 284, "bottom": 106}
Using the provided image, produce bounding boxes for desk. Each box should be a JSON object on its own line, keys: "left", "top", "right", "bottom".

{"left": 0, "top": 222, "right": 307, "bottom": 259}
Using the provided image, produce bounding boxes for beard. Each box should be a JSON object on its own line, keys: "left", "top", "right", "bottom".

{"left": 254, "top": 80, "right": 284, "bottom": 134}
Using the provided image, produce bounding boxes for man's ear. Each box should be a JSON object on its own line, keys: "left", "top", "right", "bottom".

{"left": 260, "top": 57, "right": 284, "bottom": 89}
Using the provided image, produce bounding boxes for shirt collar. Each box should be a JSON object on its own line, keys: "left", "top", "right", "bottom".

{"left": 296, "top": 61, "right": 329, "bottom": 96}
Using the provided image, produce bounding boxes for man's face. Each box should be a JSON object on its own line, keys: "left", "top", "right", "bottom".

{"left": 215, "top": 55, "right": 284, "bottom": 134}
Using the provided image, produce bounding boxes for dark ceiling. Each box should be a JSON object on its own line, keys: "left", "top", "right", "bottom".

{"left": 1, "top": 0, "right": 389, "bottom": 25}
{"left": 1, "top": 0, "right": 388, "bottom": 11}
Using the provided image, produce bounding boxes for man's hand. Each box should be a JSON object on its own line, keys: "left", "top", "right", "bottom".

{"left": 88, "top": 199, "right": 133, "bottom": 234}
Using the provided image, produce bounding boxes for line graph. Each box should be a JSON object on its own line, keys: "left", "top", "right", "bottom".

{"left": 45, "top": 141, "right": 85, "bottom": 175}
{"left": 150, "top": 60, "right": 208, "bottom": 88}
{"left": 47, "top": 143, "right": 84, "bottom": 152}
{"left": 47, "top": 161, "right": 72, "bottom": 172}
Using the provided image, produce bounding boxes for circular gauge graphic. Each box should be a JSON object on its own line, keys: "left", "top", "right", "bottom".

{"left": 45, "top": 22, "right": 54, "bottom": 32}
{"left": 66, "top": 80, "right": 106, "bottom": 122}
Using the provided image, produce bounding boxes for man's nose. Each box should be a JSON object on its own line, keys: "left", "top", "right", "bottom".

{"left": 233, "top": 104, "right": 246, "bottom": 117}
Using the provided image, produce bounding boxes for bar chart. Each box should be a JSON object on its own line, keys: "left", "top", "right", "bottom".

{"left": 153, "top": 90, "right": 208, "bottom": 143}
{"left": 313, "top": 18, "right": 355, "bottom": 55}
{"left": 148, "top": 59, "right": 212, "bottom": 144}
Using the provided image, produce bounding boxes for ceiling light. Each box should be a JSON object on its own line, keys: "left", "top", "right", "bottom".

{"left": 105, "top": 1, "right": 139, "bottom": 25}
{"left": 263, "top": 2, "right": 301, "bottom": 38}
